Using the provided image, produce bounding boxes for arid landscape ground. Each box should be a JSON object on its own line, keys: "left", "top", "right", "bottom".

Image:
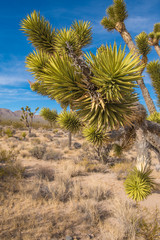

{"left": 0, "top": 117, "right": 160, "bottom": 240}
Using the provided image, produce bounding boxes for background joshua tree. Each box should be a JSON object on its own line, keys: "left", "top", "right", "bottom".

{"left": 20, "top": 106, "right": 39, "bottom": 135}
{"left": 40, "top": 107, "right": 58, "bottom": 127}
{"left": 148, "top": 23, "right": 160, "bottom": 57}
{"left": 57, "top": 111, "right": 82, "bottom": 149}
{"left": 21, "top": 10, "right": 160, "bottom": 170}
{"left": 101, "top": 0, "right": 156, "bottom": 114}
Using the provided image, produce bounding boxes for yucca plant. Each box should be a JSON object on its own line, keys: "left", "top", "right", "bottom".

{"left": 124, "top": 167, "right": 156, "bottom": 202}
{"left": 57, "top": 111, "right": 82, "bottom": 148}
{"left": 40, "top": 107, "right": 58, "bottom": 127}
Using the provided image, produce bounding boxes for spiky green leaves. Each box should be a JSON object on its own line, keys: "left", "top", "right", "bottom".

{"left": 71, "top": 20, "right": 92, "bottom": 48}
{"left": 80, "top": 43, "right": 141, "bottom": 128}
{"left": 40, "top": 108, "right": 58, "bottom": 126}
{"left": 57, "top": 111, "right": 82, "bottom": 134}
{"left": 20, "top": 11, "right": 56, "bottom": 54}
{"left": 149, "top": 23, "right": 160, "bottom": 43}
{"left": 147, "top": 60, "right": 160, "bottom": 107}
{"left": 135, "top": 32, "right": 151, "bottom": 56}
{"left": 124, "top": 167, "right": 155, "bottom": 202}
{"left": 83, "top": 127, "right": 108, "bottom": 146}
{"left": 101, "top": 0, "right": 128, "bottom": 31}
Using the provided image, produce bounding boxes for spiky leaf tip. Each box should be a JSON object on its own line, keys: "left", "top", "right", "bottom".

{"left": 135, "top": 32, "right": 151, "bottom": 56}
{"left": 83, "top": 126, "right": 108, "bottom": 147}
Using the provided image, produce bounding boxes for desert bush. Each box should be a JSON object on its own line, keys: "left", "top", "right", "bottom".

{"left": 31, "top": 137, "right": 41, "bottom": 144}
{"left": 5, "top": 128, "right": 14, "bottom": 137}
{"left": 43, "top": 149, "right": 63, "bottom": 161}
{"left": 79, "top": 158, "right": 106, "bottom": 172}
{"left": 0, "top": 161, "right": 25, "bottom": 179}
{"left": 43, "top": 133, "right": 53, "bottom": 141}
{"left": 36, "top": 166, "right": 55, "bottom": 181}
{"left": 30, "top": 145, "right": 46, "bottom": 159}
{"left": 0, "top": 149, "right": 16, "bottom": 163}
{"left": 111, "top": 161, "right": 133, "bottom": 180}
{"left": 137, "top": 208, "right": 160, "bottom": 240}
{"left": 12, "top": 121, "right": 24, "bottom": 129}
{"left": 52, "top": 175, "right": 73, "bottom": 202}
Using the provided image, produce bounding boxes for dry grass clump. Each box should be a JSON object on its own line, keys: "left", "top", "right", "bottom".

{"left": 31, "top": 137, "right": 41, "bottom": 144}
{"left": 36, "top": 166, "right": 55, "bottom": 181}
{"left": 29, "top": 144, "right": 46, "bottom": 159}
{"left": 111, "top": 161, "right": 133, "bottom": 180}
{"left": 43, "top": 149, "right": 63, "bottom": 161}
{"left": 79, "top": 158, "right": 107, "bottom": 173}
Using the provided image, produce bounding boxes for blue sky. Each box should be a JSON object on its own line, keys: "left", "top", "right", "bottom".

{"left": 0, "top": 0, "right": 159, "bottom": 114}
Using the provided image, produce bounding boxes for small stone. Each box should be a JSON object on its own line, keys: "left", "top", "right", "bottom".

{"left": 73, "top": 142, "right": 81, "bottom": 149}
{"left": 66, "top": 236, "right": 73, "bottom": 240}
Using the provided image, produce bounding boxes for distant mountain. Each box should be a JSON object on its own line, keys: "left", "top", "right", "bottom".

{"left": 0, "top": 108, "right": 45, "bottom": 122}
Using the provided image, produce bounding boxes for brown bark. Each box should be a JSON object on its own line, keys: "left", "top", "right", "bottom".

{"left": 154, "top": 44, "right": 160, "bottom": 57}
{"left": 115, "top": 22, "right": 156, "bottom": 114}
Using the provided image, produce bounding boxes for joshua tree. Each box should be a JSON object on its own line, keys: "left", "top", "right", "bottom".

{"left": 40, "top": 107, "right": 58, "bottom": 127}
{"left": 148, "top": 23, "right": 160, "bottom": 57}
{"left": 101, "top": 0, "right": 156, "bottom": 114}
{"left": 20, "top": 106, "right": 39, "bottom": 135}
{"left": 21, "top": 10, "right": 160, "bottom": 171}
{"left": 57, "top": 111, "right": 82, "bottom": 149}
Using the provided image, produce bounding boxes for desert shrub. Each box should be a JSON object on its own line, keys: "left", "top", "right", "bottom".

{"left": 0, "top": 128, "right": 3, "bottom": 137}
{"left": 12, "top": 121, "right": 24, "bottom": 129}
{"left": 31, "top": 138, "right": 41, "bottom": 144}
{"left": 43, "top": 149, "right": 63, "bottom": 161}
{"left": 33, "top": 183, "right": 53, "bottom": 200}
{"left": 111, "top": 162, "right": 133, "bottom": 180}
{"left": 147, "top": 112, "right": 160, "bottom": 124}
{"left": 37, "top": 166, "right": 55, "bottom": 181}
{"left": 0, "top": 149, "right": 16, "bottom": 163}
{"left": 0, "top": 161, "right": 25, "bottom": 179}
{"left": 137, "top": 208, "right": 160, "bottom": 240}
{"left": 30, "top": 145, "right": 46, "bottom": 159}
{"left": 5, "top": 128, "right": 13, "bottom": 137}
{"left": 79, "top": 158, "right": 106, "bottom": 172}
{"left": 43, "top": 133, "right": 53, "bottom": 141}
{"left": 52, "top": 175, "right": 73, "bottom": 202}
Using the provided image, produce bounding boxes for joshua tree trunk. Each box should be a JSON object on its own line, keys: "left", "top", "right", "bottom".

{"left": 69, "top": 131, "right": 72, "bottom": 149}
{"left": 115, "top": 22, "right": 156, "bottom": 114}
{"left": 154, "top": 44, "right": 160, "bottom": 57}
{"left": 135, "top": 124, "right": 151, "bottom": 171}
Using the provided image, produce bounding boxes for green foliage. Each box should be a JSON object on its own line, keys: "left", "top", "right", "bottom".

{"left": 154, "top": 23, "right": 160, "bottom": 33}
{"left": 124, "top": 167, "right": 155, "bottom": 202}
{"left": 20, "top": 10, "right": 56, "bottom": 53}
{"left": 57, "top": 111, "right": 82, "bottom": 134}
{"left": 82, "top": 43, "right": 141, "bottom": 128}
{"left": 0, "top": 149, "right": 16, "bottom": 163}
{"left": 135, "top": 32, "right": 151, "bottom": 56}
{"left": 147, "top": 60, "right": 160, "bottom": 107}
{"left": 21, "top": 132, "right": 27, "bottom": 139}
{"left": 113, "top": 143, "right": 123, "bottom": 156}
{"left": 83, "top": 126, "right": 107, "bottom": 147}
{"left": 40, "top": 107, "right": 58, "bottom": 126}
{"left": 101, "top": 0, "right": 128, "bottom": 31}
{"left": 149, "top": 23, "right": 160, "bottom": 42}
{"left": 5, "top": 128, "right": 13, "bottom": 138}
{"left": 71, "top": 20, "right": 92, "bottom": 48}
{"left": 147, "top": 112, "right": 160, "bottom": 124}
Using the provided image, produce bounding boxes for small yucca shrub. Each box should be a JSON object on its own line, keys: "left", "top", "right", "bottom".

{"left": 5, "top": 128, "right": 13, "bottom": 137}
{"left": 147, "top": 112, "right": 160, "bottom": 124}
{"left": 124, "top": 167, "right": 155, "bottom": 202}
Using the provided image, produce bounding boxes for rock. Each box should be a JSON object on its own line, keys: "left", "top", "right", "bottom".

{"left": 74, "top": 142, "right": 81, "bottom": 149}
{"left": 155, "top": 164, "right": 160, "bottom": 172}
{"left": 66, "top": 236, "right": 73, "bottom": 240}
